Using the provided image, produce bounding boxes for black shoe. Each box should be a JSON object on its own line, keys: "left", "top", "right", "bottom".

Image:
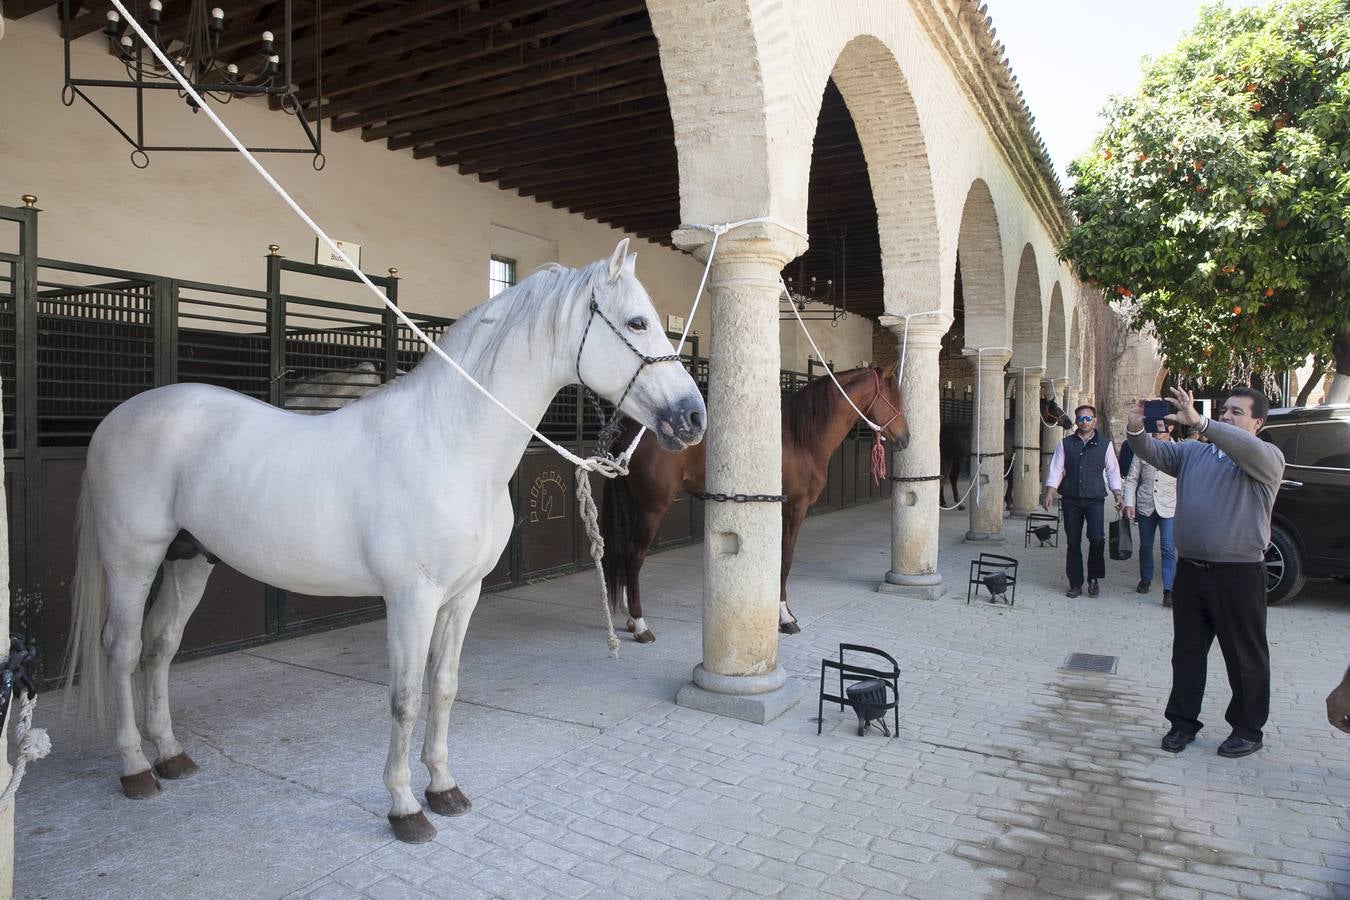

{"left": 1162, "top": 591, "right": 1173, "bottom": 608}
{"left": 1160, "top": 728, "right": 1195, "bottom": 753}
{"left": 1087, "top": 579, "right": 1100, "bottom": 597}
{"left": 1066, "top": 586, "right": 1081, "bottom": 598}
{"left": 1217, "top": 734, "right": 1262, "bottom": 758}
{"left": 1136, "top": 579, "right": 1150, "bottom": 594}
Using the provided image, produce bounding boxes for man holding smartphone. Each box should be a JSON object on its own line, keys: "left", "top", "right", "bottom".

{"left": 1042, "top": 404, "right": 1124, "bottom": 598}
{"left": 1125, "top": 387, "right": 1283, "bottom": 758}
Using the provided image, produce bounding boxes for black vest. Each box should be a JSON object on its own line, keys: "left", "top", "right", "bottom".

{"left": 1059, "top": 432, "right": 1109, "bottom": 499}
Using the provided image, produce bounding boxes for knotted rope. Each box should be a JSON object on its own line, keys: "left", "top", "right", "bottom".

{"left": 0, "top": 692, "right": 51, "bottom": 813}
{"left": 574, "top": 457, "right": 629, "bottom": 658}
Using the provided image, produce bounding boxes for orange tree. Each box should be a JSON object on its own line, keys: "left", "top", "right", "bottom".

{"left": 1060, "top": 0, "right": 1349, "bottom": 393}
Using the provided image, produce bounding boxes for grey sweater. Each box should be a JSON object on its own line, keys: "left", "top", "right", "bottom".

{"left": 1126, "top": 419, "right": 1284, "bottom": 563}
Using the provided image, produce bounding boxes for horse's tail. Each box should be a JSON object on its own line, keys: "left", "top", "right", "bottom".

{"left": 63, "top": 472, "right": 111, "bottom": 730}
{"left": 600, "top": 475, "right": 639, "bottom": 617}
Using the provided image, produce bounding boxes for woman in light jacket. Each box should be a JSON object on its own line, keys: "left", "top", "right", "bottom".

{"left": 1123, "top": 424, "right": 1178, "bottom": 606}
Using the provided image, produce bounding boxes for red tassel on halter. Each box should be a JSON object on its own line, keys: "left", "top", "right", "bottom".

{"left": 871, "top": 431, "right": 887, "bottom": 486}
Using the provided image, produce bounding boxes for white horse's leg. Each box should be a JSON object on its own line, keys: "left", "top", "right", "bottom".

{"left": 103, "top": 563, "right": 165, "bottom": 798}
{"left": 383, "top": 587, "right": 441, "bottom": 843}
{"left": 141, "top": 556, "right": 214, "bottom": 780}
{"left": 422, "top": 583, "right": 481, "bottom": 816}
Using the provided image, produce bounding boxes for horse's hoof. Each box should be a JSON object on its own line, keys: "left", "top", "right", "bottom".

{"left": 426, "top": 786, "right": 472, "bottom": 817}
{"left": 634, "top": 629, "right": 656, "bottom": 644}
{"left": 120, "top": 770, "right": 161, "bottom": 799}
{"left": 779, "top": 621, "right": 801, "bottom": 635}
{"left": 153, "top": 752, "right": 199, "bottom": 780}
{"left": 388, "top": 810, "right": 437, "bottom": 843}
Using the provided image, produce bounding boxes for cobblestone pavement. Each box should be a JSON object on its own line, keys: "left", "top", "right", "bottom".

{"left": 19, "top": 502, "right": 1350, "bottom": 899}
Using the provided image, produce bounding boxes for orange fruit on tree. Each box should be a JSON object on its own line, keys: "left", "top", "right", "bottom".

{"left": 1233, "top": 306, "right": 1242, "bottom": 315}
{"left": 1264, "top": 288, "right": 1274, "bottom": 297}
{"left": 1251, "top": 101, "right": 1263, "bottom": 112}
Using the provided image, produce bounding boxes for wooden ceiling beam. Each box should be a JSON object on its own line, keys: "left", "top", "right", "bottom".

{"left": 440, "top": 109, "right": 672, "bottom": 165}
{"left": 496, "top": 155, "right": 675, "bottom": 192}
{"left": 308, "top": 0, "right": 645, "bottom": 103}
{"left": 451, "top": 121, "right": 671, "bottom": 173}
{"left": 325, "top": 18, "right": 651, "bottom": 127}
{"left": 218, "top": 0, "right": 389, "bottom": 58}
{"left": 393, "top": 79, "right": 667, "bottom": 152}
{"left": 348, "top": 38, "right": 658, "bottom": 139}
{"left": 6, "top": 0, "right": 61, "bottom": 18}
{"left": 364, "top": 59, "right": 661, "bottom": 144}
{"left": 421, "top": 97, "right": 670, "bottom": 160}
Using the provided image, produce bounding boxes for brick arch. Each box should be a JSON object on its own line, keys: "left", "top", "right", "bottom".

{"left": 956, "top": 180, "right": 1006, "bottom": 349}
{"left": 827, "top": 35, "right": 940, "bottom": 315}
{"left": 1046, "top": 282, "right": 1068, "bottom": 381}
{"left": 645, "top": 0, "right": 778, "bottom": 227}
{"left": 1010, "top": 244, "right": 1043, "bottom": 369}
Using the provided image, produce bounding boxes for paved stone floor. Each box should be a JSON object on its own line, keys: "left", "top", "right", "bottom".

{"left": 17, "top": 501, "right": 1350, "bottom": 899}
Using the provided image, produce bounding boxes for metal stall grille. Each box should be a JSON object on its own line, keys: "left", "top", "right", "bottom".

{"left": 0, "top": 257, "right": 16, "bottom": 453}
{"left": 34, "top": 269, "right": 157, "bottom": 446}
{"left": 176, "top": 282, "right": 269, "bottom": 401}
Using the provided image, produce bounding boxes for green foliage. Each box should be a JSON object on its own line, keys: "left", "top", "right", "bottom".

{"left": 1059, "top": 0, "right": 1350, "bottom": 383}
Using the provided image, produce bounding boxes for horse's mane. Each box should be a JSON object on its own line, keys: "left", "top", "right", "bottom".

{"left": 784, "top": 367, "right": 871, "bottom": 448}
{"left": 447, "top": 260, "right": 601, "bottom": 378}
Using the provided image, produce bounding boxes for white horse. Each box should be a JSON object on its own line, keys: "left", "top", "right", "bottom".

{"left": 283, "top": 360, "right": 402, "bottom": 414}
{"left": 64, "top": 240, "right": 706, "bottom": 843}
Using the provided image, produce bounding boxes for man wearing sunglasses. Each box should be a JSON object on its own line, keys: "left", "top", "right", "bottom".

{"left": 1042, "top": 404, "right": 1124, "bottom": 598}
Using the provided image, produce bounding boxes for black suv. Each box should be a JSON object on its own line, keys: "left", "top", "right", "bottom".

{"left": 1259, "top": 404, "right": 1350, "bottom": 603}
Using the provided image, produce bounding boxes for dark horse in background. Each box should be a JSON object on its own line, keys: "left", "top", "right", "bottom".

{"left": 601, "top": 365, "right": 910, "bottom": 642}
{"left": 939, "top": 396, "right": 1072, "bottom": 508}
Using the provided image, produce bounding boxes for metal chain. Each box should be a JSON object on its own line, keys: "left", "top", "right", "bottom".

{"left": 692, "top": 491, "right": 788, "bottom": 503}
{"left": 889, "top": 474, "right": 940, "bottom": 483}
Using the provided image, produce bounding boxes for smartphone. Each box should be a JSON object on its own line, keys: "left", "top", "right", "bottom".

{"left": 1143, "top": 399, "right": 1169, "bottom": 433}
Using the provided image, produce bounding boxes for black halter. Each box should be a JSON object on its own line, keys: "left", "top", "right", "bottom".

{"left": 576, "top": 298, "right": 683, "bottom": 456}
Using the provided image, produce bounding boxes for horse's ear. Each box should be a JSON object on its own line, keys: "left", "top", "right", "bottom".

{"left": 625, "top": 252, "right": 637, "bottom": 274}
{"left": 882, "top": 360, "right": 898, "bottom": 380}
{"left": 607, "top": 239, "right": 630, "bottom": 283}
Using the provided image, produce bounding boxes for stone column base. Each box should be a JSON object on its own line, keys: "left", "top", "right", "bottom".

{"left": 964, "top": 531, "right": 1006, "bottom": 544}
{"left": 877, "top": 571, "right": 945, "bottom": 601}
{"left": 675, "top": 664, "right": 799, "bottom": 725}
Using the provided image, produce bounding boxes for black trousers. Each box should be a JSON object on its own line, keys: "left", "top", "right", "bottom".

{"left": 1165, "top": 559, "right": 1270, "bottom": 741}
{"left": 1061, "top": 495, "right": 1105, "bottom": 588}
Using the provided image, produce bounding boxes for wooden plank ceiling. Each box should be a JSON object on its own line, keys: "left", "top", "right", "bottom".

{"left": 26, "top": 0, "right": 885, "bottom": 319}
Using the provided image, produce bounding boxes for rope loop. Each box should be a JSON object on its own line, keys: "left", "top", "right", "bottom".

{"left": 0, "top": 692, "right": 50, "bottom": 813}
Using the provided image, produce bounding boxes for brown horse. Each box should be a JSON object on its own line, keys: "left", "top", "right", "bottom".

{"left": 601, "top": 364, "right": 909, "bottom": 642}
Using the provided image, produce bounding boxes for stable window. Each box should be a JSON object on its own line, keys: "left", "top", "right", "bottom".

{"left": 489, "top": 255, "right": 516, "bottom": 298}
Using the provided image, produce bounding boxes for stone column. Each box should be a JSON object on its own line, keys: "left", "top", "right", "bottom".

{"left": 878, "top": 313, "right": 953, "bottom": 600}
{"left": 1010, "top": 366, "right": 1045, "bottom": 516}
{"left": 1041, "top": 377, "right": 1068, "bottom": 483}
{"left": 671, "top": 221, "right": 807, "bottom": 725}
{"left": 963, "top": 348, "right": 1012, "bottom": 542}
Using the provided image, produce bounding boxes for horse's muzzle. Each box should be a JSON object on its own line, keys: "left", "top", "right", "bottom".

{"left": 655, "top": 395, "right": 705, "bottom": 450}
{"left": 891, "top": 427, "right": 911, "bottom": 451}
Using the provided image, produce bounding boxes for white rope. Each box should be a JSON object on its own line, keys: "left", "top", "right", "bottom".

{"left": 107, "top": 0, "right": 611, "bottom": 472}
{"left": 0, "top": 692, "right": 51, "bottom": 813}
{"left": 616, "top": 217, "right": 810, "bottom": 465}
{"left": 779, "top": 278, "right": 885, "bottom": 431}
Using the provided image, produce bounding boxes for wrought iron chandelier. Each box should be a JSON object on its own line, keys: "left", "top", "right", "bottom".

{"left": 781, "top": 229, "right": 848, "bottom": 323}
{"left": 62, "top": 0, "right": 323, "bottom": 169}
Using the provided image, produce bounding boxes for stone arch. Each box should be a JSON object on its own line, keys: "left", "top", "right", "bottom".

{"left": 645, "top": 0, "right": 777, "bottom": 226}
{"left": 1010, "top": 244, "right": 1043, "bottom": 370}
{"left": 827, "top": 34, "right": 940, "bottom": 314}
{"left": 1046, "top": 282, "right": 1068, "bottom": 381}
{"left": 956, "top": 180, "right": 1005, "bottom": 349}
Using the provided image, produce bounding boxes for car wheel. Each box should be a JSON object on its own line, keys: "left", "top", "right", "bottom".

{"left": 1265, "top": 525, "right": 1305, "bottom": 605}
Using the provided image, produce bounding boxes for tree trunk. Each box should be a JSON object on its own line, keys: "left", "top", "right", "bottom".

{"left": 1328, "top": 329, "right": 1350, "bottom": 405}
{"left": 1295, "top": 355, "right": 1325, "bottom": 407}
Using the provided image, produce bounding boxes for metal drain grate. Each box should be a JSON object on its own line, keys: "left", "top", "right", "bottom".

{"left": 1062, "top": 652, "right": 1118, "bottom": 674}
